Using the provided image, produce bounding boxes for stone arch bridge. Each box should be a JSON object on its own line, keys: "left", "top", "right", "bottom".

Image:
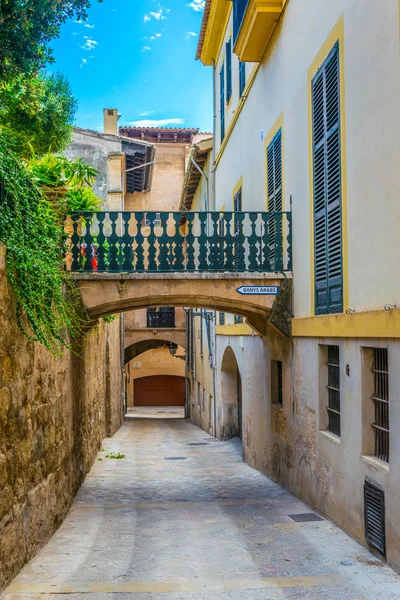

{"left": 67, "top": 210, "right": 293, "bottom": 336}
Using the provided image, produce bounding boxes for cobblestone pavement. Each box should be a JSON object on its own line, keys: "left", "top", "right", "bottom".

{"left": 3, "top": 419, "right": 400, "bottom": 599}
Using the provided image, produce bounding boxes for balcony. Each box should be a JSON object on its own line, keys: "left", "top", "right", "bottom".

{"left": 65, "top": 210, "right": 292, "bottom": 274}
{"left": 233, "top": 0, "right": 284, "bottom": 62}
{"left": 147, "top": 308, "right": 176, "bottom": 329}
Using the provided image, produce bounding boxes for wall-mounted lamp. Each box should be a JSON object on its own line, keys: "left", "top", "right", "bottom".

{"left": 168, "top": 345, "right": 177, "bottom": 356}
{"left": 345, "top": 308, "right": 355, "bottom": 314}
{"left": 384, "top": 304, "right": 397, "bottom": 310}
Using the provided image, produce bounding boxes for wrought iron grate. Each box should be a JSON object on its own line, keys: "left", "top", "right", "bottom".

{"left": 288, "top": 513, "right": 324, "bottom": 523}
{"left": 188, "top": 442, "right": 210, "bottom": 446}
{"left": 326, "top": 345, "right": 340, "bottom": 436}
{"left": 364, "top": 479, "right": 386, "bottom": 556}
{"left": 372, "top": 348, "right": 389, "bottom": 462}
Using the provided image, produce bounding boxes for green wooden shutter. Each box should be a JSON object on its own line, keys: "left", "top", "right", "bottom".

{"left": 312, "top": 42, "right": 343, "bottom": 315}
{"left": 233, "top": 187, "right": 242, "bottom": 269}
{"left": 220, "top": 65, "right": 225, "bottom": 142}
{"left": 226, "top": 40, "right": 232, "bottom": 101}
{"left": 239, "top": 61, "right": 246, "bottom": 96}
{"left": 267, "top": 129, "right": 282, "bottom": 266}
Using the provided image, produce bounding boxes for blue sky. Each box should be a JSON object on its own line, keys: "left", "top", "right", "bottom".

{"left": 50, "top": 0, "right": 212, "bottom": 132}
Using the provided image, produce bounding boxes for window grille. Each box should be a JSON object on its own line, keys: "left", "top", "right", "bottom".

{"left": 219, "top": 312, "right": 225, "bottom": 325}
{"left": 326, "top": 345, "right": 340, "bottom": 436}
{"left": 147, "top": 307, "right": 175, "bottom": 328}
{"left": 372, "top": 348, "right": 389, "bottom": 462}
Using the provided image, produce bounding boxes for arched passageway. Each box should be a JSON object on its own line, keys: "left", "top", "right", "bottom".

{"left": 219, "top": 346, "right": 242, "bottom": 441}
{"left": 124, "top": 338, "right": 181, "bottom": 365}
{"left": 73, "top": 273, "right": 291, "bottom": 336}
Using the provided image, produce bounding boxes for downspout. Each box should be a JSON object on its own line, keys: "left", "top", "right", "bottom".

{"left": 211, "top": 59, "right": 217, "bottom": 210}
{"left": 191, "top": 154, "right": 210, "bottom": 212}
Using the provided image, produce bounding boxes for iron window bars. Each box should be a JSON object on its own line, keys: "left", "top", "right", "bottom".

{"left": 372, "top": 348, "right": 389, "bottom": 462}
{"left": 326, "top": 345, "right": 340, "bottom": 436}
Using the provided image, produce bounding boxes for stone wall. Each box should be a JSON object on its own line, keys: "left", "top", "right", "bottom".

{"left": 0, "top": 245, "right": 123, "bottom": 589}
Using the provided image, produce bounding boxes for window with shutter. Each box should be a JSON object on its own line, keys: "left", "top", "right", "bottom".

{"left": 220, "top": 65, "right": 225, "bottom": 142}
{"left": 239, "top": 61, "right": 246, "bottom": 96}
{"left": 226, "top": 40, "right": 232, "bottom": 102}
{"left": 233, "top": 186, "right": 242, "bottom": 269}
{"left": 266, "top": 129, "right": 282, "bottom": 268}
{"left": 312, "top": 42, "right": 343, "bottom": 315}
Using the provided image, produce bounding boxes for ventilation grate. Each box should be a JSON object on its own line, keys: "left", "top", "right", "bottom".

{"left": 288, "top": 513, "right": 323, "bottom": 523}
{"left": 364, "top": 479, "right": 386, "bottom": 556}
{"left": 188, "top": 443, "right": 210, "bottom": 446}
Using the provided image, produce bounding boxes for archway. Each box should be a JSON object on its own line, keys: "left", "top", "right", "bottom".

{"left": 219, "top": 346, "right": 242, "bottom": 441}
{"left": 126, "top": 345, "right": 186, "bottom": 414}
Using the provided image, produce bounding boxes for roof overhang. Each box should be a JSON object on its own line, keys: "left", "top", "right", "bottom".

{"left": 180, "top": 137, "right": 213, "bottom": 211}
{"left": 196, "top": 0, "right": 232, "bottom": 66}
{"left": 121, "top": 137, "right": 156, "bottom": 193}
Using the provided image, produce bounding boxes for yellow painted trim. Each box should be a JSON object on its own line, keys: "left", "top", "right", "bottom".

{"left": 232, "top": 176, "right": 243, "bottom": 207}
{"left": 215, "top": 64, "right": 258, "bottom": 166}
{"left": 264, "top": 113, "right": 284, "bottom": 210}
{"left": 201, "top": 1, "right": 232, "bottom": 66}
{"left": 234, "top": 0, "right": 283, "bottom": 62}
{"left": 217, "top": 322, "right": 254, "bottom": 336}
{"left": 293, "top": 310, "right": 400, "bottom": 339}
{"left": 308, "top": 15, "right": 348, "bottom": 316}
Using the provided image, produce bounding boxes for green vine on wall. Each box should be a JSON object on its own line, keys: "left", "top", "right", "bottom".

{"left": 0, "top": 134, "right": 83, "bottom": 354}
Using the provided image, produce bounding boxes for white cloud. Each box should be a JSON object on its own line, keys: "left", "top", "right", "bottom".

{"left": 149, "top": 33, "right": 162, "bottom": 40}
{"left": 139, "top": 111, "right": 156, "bottom": 117}
{"left": 80, "top": 37, "right": 98, "bottom": 51}
{"left": 185, "top": 31, "right": 197, "bottom": 39}
{"left": 74, "top": 19, "right": 95, "bottom": 28}
{"left": 186, "top": 0, "right": 205, "bottom": 11}
{"left": 144, "top": 7, "right": 170, "bottom": 22}
{"left": 129, "top": 118, "right": 184, "bottom": 127}
{"left": 141, "top": 46, "right": 152, "bottom": 52}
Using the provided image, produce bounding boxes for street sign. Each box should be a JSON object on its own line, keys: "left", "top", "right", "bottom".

{"left": 236, "top": 286, "right": 279, "bottom": 295}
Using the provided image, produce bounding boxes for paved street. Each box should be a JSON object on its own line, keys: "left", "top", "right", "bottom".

{"left": 3, "top": 419, "right": 400, "bottom": 600}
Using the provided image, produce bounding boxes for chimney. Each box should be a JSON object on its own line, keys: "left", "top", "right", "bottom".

{"left": 103, "top": 108, "right": 120, "bottom": 135}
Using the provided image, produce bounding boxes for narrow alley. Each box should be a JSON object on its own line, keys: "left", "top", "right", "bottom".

{"left": 3, "top": 419, "right": 399, "bottom": 600}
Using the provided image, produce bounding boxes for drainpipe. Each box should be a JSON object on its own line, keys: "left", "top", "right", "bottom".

{"left": 211, "top": 59, "right": 217, "bottom": 210}
{"left": 191, "top": 154, "right": 210, "bottom": 212}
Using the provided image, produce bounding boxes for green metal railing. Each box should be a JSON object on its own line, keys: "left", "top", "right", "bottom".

{"left": 64, "top": 211, "right": 292, "bottom": 273}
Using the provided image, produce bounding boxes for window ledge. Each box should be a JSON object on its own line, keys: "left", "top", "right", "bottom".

{"left": 362, "top": 455, "right": 390, "bottom": 473}
{"left": 319, "top": 430, "right": 341, "bottom": 445}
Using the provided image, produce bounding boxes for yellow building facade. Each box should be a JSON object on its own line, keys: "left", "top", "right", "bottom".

{"left": 195, "top": 0, "right": 400, "bottom": 570}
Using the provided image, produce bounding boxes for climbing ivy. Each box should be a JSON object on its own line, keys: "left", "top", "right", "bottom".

{"left": 0, "top": 134, "right": 84, "bottom": 354}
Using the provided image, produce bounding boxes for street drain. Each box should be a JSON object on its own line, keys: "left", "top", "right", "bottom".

{"left": 288, "top": 513, "right": 324, "bottom": 522}
{"left": 164, "top": 457, "right": 187, "bottom": 461}
{"left": 188, "top": 443, "right": 210, "bottom": 446}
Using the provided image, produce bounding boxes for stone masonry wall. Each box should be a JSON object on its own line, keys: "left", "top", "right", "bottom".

{"left": 0, "top": 244, "right": 123, "bottom": 589}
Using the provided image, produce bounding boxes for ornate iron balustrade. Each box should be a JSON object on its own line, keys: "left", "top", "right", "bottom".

{"left": 64, "top": 211, "right": 292, "bottom": 274}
